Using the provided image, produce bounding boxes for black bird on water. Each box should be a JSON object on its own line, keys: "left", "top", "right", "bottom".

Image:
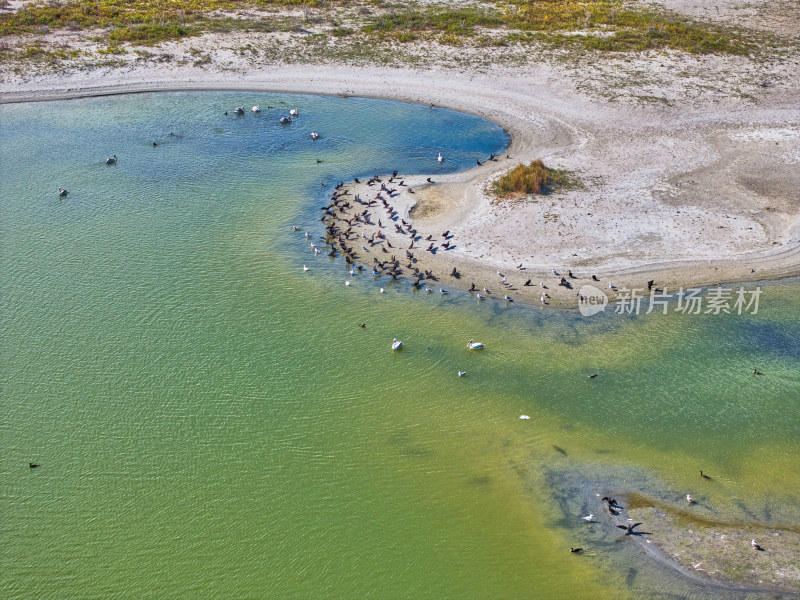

{"left": 753, "top": 369, "right": 764, "bottom": 376}
{"left": 570, "top": 547, "right": 583, "bottom": 553}
{"left": 29, "top": 463, "right": 40, "bottom": 468}
{"left": 359, "top": 324, "right": 366, "bottom": 328}
{"left": 589, "top": 374, "right": 598, "bottom": 379}
{"left": 700, "top": 470, "right": 711, "bottom": 480}
{"left": 617, "top": 523, "right": 642, "bottom": 535}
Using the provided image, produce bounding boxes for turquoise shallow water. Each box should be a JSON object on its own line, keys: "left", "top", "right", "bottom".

{"left": 2, "top": 92, "right": 800, "bottom": 599}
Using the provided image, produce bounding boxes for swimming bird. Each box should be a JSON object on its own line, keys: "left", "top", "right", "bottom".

{"left": 440, "top": 288, "right": 447, "bottom": 295}
{"left": 345, "top": 280, "right": 351, "bottom": 286}
{"left": 467, "top": 339, "right": 484, "bottom": 350}
{"left": 476, "top": 294, "right": 484, "bottom": 301}
{"left": 700, "top": 470, "right": 711, "bottom": 480}
{"left": 392, "top": 338, "right": 402, "bottom": 350}
{"left": 251, "top": 105, "right": 261, "bottom": 112}
{"left": 437, "top": 152, "right": 443, "bottom": 163}
{"left": 303, "top": 265, "right": 309, "bottom": 271}
{"left": 280, "top": 116, "right": 291, "bottom": 124}
{"left": 753, "top": 369, "right": 763, "bottom": 375}
{"left": 305, "top": 231, "right": 310, "bottom": 239}
{"left": 29, "top": 463, "right": 40, "bottom": 468}
{"left": 106, "top": 155, "right": 117, "bottom": 164}
{"left": 581, "top": 514, "right": 594, "bottom": 522}
{"left": 687, "top": 494, "right": 696, "bottom": 504}
{"left": 58, "top": 188, "right": 68, "bottom": 196}
{"left": 311, "top": 132, "right": 319, "bottom": 140}
{"left": 617, "top": 522, "right": 642, "bottom": 535}
{"left": 234, "top": 106, "right": 244, "bottom": 115}
{"left": 504, "top": 295, "right": 512, "bottom": 301}
{"left": 570, "top": 547, "right": 583, "bottom": 553}
{"left": 589, "top": 373, "right": 598, "bottom": 379}
{"left": 520, "top": 415, "right": 530, "bottom": 420}
{"left": 379, "top": 288, "right": 385, "bottom": 293}
{"left": 458, "top": 371, "right": 466, "bottom": 377}
{"left": 292, "top": 226, "right": 299, "bottom": 231}
{"left": 752, "top": 539, "right": 763, "bottom": 550}
{"left": 290, "top": 108, "right": 299, "bottom": 117}
{"left": 359, "top": 323, "right": 366, "bottom": 328}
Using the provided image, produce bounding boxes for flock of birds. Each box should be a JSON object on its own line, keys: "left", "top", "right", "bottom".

{"left": 568, "top": 471, "right": 768, "bottom": 556}
{"left": 230, "top": 105, "right": 319, "bottom": 139}
{"left": 294, "top": 165, "right": 614, "bottom": 309}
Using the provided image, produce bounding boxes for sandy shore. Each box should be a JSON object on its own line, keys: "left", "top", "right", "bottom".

{"left": 3, "top": 52, "right": 799, "bottom": 308}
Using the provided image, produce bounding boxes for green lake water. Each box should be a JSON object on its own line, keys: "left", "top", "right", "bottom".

{"left": 2, "top": 92, "right": 799, "bottom": 599}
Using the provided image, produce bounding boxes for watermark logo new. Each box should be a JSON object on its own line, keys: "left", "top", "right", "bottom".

{"left": 578, "top": 285, "right": 608, "bottom": 316}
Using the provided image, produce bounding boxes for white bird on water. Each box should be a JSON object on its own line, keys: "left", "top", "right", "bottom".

{"left": 251, "top": 105, "right": 261, "bottom": 113}
{"left": 437, "top": 152, "right": 443, "bottom": 163}
{"left": 458, "top": 371, "right": 466, "bottom": 377}
{"left": 581, "top": 514, "right": 594, "bottom": 522}
{"left": 303, "top": 265, "right": 309, "bottom": 271}
{"left": 392, "top": 338, "right": 403, "bottom": 350}
{"left": 467, "top": 339, "right": 484, "bottom": 350}
{"left": 345, "top": 280, "right": 351, "bottom": 286}
{"left": 519, "top": 415, "right": 531, "bottom": 420}
{"left": 379, "top": 288, "right": 385, "bottom": 293}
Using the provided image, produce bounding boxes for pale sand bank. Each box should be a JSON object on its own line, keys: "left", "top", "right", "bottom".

{"left": 4, "top": 63, "right": 798, "bottom": 308}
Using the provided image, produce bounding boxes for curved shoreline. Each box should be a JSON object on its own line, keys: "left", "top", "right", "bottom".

{"left": 4, "top": 71, "right": 798, "bottom": 309}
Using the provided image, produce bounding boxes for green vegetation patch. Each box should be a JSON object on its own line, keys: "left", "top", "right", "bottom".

{"left": 503, "top": 0, "right": 751, "bottom": 54}
{"left": 493, "top": 159, "right": 575, "bottom": 197}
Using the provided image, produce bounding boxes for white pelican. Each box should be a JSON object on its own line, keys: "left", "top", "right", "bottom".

{"left": 303, "top": 265, "right": 309, "bottom": 271}
{"left": 106, "top": 155, "right": 117, "bottom": 164}
{"left": 251, "top": 105, "right": 261, "bottom": 113}
{"left": 234, "top": 107, "right": 245, "bottom": 115}
{"left": 458, "top": 371, "right": 466, "bottom": 377}
{"left": 310, "top": 132, "right": 319, "bottom": 140}
{"left": 392, "top": 338, "right": 402, "bottom": 350}
{"left": 345, "top": 280, "right": 351, "bottom": 286}
{"left": 58, "top": 188, "right": 68, "bottom": 196}
{"left": 581, "top": 514, "right": 594, "bottom": 522}
{"left": 290, "top": 109, "right": 299, "bottom": 117}
{"left": 519, "top": 415, "right": 531, "bottom": 420}
{"left": 467, "top": 339, "right": 484, "bottom": 350}
{"left": 437, "top": 152, "right": 442, "bottom": 163}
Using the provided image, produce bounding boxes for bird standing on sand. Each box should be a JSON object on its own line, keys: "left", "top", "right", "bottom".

{"left": 752, "top": 539, "right": 763, "bottom": 550}
{"left": 617, "top": 522, "right": 643, "bottom": 535}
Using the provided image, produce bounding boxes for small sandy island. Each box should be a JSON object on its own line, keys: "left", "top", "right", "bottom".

{"left": 2, "top": 0, "right": 800, "bottom": 591}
